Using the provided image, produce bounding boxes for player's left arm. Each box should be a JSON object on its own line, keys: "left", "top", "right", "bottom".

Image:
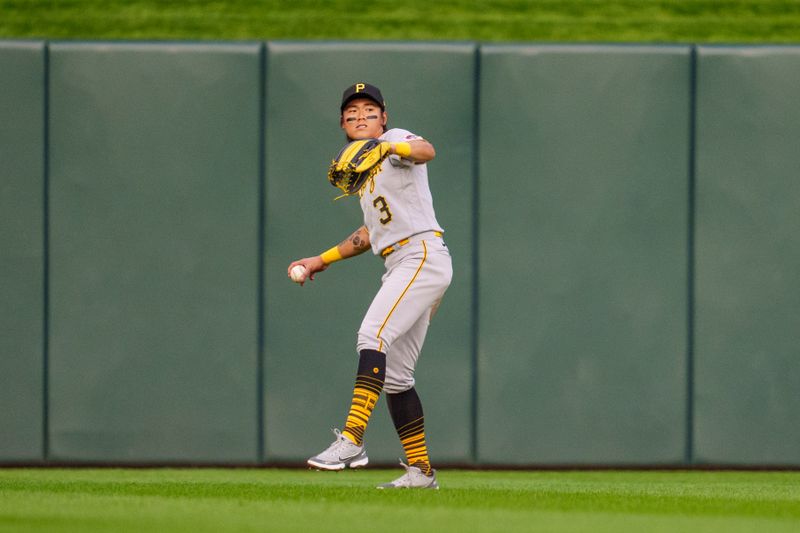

{"left": 388, "top": 139, "right": 435, "bottom": 163}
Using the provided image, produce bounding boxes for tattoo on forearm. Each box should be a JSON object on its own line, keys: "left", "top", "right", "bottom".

{"left": 347, "top": 229, "right": 370, "bottom": 251}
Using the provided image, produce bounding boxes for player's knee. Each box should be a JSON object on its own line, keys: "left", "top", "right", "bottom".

{"left": 357, "top": 330, "right": 384, "bottom": 353}
{"left": 383, "top": 375, "right": 415, "bottom": 395}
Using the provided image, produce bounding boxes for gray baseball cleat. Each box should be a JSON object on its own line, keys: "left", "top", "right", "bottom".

{"left": 376, "top": 461, "right": 439, "bottom": 489}
{"left": 307, "top": 428, "right": 369, "bottom": 470}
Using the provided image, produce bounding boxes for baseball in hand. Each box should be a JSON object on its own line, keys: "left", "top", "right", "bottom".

{"left": 290, "top": 265, "right": 307, "bottom": 283}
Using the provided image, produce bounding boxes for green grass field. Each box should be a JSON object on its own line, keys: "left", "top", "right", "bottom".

{"left": 1, "top": 468, "right": 799, "bottom": 532}
{"left": 2, "top": 0, "right": 800, "bottom": 42}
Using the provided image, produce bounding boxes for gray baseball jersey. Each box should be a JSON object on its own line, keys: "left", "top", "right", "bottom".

{"left": 355, "top": 128, "right": 452, "bottom": 394}
{"left": 359, "top": 128, "right": 445, "bottom": 255}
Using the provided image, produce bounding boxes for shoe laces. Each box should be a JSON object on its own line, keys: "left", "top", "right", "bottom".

{"left": 396, "top": 460, "right": 426, "bottom": 484}
{"left": 400, "top": 460, "right": 432, "bottom": 476}
{"left": 327, "top": 428, "right": 351, "bottom": 452}
{"left": 385, "top": 461, "right": 412, "bottom": 486}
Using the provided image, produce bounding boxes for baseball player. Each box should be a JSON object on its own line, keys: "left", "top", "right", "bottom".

{"left": 287, "top": 82, "right": 452, "bottom": 489}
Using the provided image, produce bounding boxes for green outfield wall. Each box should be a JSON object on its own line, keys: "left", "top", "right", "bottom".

{"left": 693, "top": 46, "right": 800, "bottom": 466}
{"left": 0, "top": 41, "right": 45, "bottom": 461}
{"left": 477, "top": 45, "right": 690, "bottom": 465}
{"left": 1, "top": 41, "right": 798, "bottom": 466}
{"left": 262, "top": 43, "right": 475, "bottom": 465}
{"left": 46, "top": 42, "right": 262, "bottom": 463}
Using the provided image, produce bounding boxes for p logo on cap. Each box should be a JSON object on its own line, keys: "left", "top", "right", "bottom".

{"left": 340, "top": 82, "right": 385, "bottom": 111}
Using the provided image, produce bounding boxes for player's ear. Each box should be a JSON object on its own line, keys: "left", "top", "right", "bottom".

{"left": 340, "top": 115, "right": 346, "bottom": 129}
{"left": 381, "top": 112, "right": 387, "bottom": 127}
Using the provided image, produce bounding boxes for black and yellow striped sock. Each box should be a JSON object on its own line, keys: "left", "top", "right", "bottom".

{"left": 341, "top": 349, "right": 385, "bottom": 446}
{"left": 387, "top": 387, "right": 433, "bottom": 476}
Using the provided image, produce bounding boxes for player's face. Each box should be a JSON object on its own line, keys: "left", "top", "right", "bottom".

{"left": 341, "top": 98, "right": 387, "bottom": 140}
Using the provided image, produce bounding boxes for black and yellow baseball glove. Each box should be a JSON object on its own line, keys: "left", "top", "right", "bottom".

{"left": 327, "top": 138, "right": 391, "bottom": 196}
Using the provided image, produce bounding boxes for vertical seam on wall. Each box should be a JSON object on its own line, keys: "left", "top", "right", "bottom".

{"left": 470, "top": 44, "right": 481, "bottom": 465}
{"left": 257, "top": 42, "right": 267, "bottom": 464}
{"left": 686, "top": 45, "right": 698, "bottom": 466}
{"left": 42, "top": 41, "right": 51, "bottom": 463}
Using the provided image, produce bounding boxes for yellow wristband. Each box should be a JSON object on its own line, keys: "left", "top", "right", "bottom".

{"left": 394, "top": 142, "right": 412, "bottom": 158}
{"left": 320, "top": 246, "right": 343, "bottom": 265}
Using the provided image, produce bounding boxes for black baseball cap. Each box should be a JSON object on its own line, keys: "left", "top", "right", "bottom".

{"left": 340, "top": 82, "right": 385, "bottom": 112}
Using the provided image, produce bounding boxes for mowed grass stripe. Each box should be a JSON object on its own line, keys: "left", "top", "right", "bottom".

{"left": 1, "top": 0, "right": 800, "bottom": 41}
{"left": 1, "top": 469, "right": 799, "bottom": 532}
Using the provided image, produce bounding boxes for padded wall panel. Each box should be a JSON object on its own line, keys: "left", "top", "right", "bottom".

{"left": 694, "top": 46, "right": 800, "bottom": 465}
{"left": 0, "top": 41, "right": 45, "bottom": 462}
{"left": 263, "top": 42, "right": 475, "bottom": 463}
{"left": 478, "top": 45, "right": 691, "bottom": 464}
{"left": 48, "top": 43, "right": 262, "bottom": 462}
